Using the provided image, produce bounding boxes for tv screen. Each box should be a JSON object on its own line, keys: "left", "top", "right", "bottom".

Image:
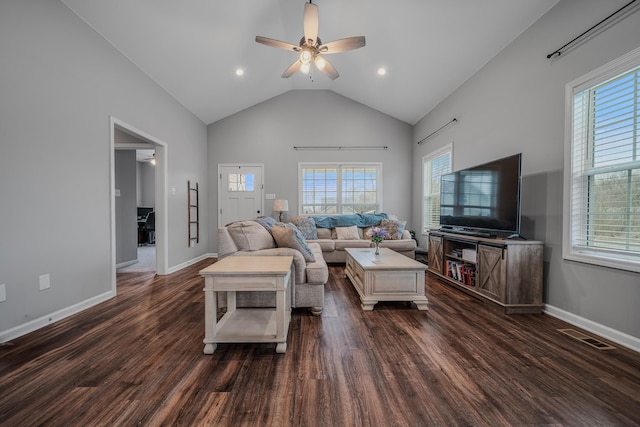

{"left": 439, "top": 153, "right": 522, "bottom": 236}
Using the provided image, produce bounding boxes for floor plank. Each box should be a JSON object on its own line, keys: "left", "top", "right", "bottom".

{"left": 1, "top": 260, "right": 639, "bottom": 426}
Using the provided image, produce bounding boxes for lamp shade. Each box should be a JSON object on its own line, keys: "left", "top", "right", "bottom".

{"left": 273, "top": 199, "right": 289, "bottom": 212}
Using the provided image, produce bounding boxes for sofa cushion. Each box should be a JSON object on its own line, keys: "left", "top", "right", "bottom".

{"left": 226, "top": 221, "right": 275, "bottom": 251}
{"left": 290, "top": 216, "right": 318, "bottom": 240}
{"left": 316, "top": 228, "right": 332, "bottom": 239}
{"left": 310, "top": 239, "right": 335, "bottom": 252}
{"left": 305, "top": 243, "right": 329, "bottom": 284}
{"left": 380, "top": 219, "right": 407, "bottom": 240}
{"left": 271, "top": 223, "right": 316, "bottom": 262}
{"left": 380, "top": 238, "right": 416, "bottom": 252}
{"left": 335, "top": 225, "right": 360, "bottom": 240}
{"left": 335, "top": 240, "right": 372, "bottom": 251}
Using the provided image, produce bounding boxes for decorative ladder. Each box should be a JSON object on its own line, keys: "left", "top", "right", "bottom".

{"left": 188, "top": 180, "right": 199, "bottom": 246}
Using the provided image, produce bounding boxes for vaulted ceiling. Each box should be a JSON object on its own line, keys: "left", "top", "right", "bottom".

{"left": 61, "top": 0, "right": 559, "bottom": 125}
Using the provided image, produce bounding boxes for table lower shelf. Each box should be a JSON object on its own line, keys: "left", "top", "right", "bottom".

{"left": 215, "top": 308, "right": 284, "bottom": 343}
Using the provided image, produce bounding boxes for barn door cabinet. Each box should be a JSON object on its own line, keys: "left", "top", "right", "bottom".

{"left": 427, "top": 230, "right": 543, "bottom": 314}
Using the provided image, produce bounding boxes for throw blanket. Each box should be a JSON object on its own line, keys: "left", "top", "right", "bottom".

{"left": 312, "top": 213, "right": 388, "bottom": 229}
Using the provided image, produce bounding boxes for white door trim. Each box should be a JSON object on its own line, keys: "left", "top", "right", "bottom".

{"left": 110, "top": 117, "right": 169, "bottom": 295}
{"left": 217, "top": 163, "right": 264, "bottom": 227}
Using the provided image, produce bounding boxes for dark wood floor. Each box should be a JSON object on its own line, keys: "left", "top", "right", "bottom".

{"left": 1, "top": 259, "right": 639, "bottom": 426}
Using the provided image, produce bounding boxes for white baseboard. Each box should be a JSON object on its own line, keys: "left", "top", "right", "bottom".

{"left": 166, "top": 253, "right": 216, "bottom": 274}
{"left": 0, "top": 290, "right": 115, "bottom": 344}
{"left": 544, "top": 304, "right": 640, "bottom": 353}
{"left": 1, "top": 254, "right": 219, "bottom": 344}
{"left": 116, "top": 259, "right": 138, "bottom": 269}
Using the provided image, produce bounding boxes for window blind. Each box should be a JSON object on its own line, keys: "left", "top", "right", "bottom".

{"left": 570, "top": 66, "right": 640, "bottom": 256}
{"left": 300, "top": 164, "right": 381, "bottom": 215}
{"left": 422, "top": 148, "right": 452, "bottom": 233}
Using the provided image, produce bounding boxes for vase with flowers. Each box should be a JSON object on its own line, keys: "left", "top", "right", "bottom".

{"left": 366, "top": 226, "right": 390, "bottom": 255}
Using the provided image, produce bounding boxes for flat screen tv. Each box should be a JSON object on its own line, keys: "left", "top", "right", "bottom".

{"left": 439, "top": 153, "right": 522, "bottom": 237}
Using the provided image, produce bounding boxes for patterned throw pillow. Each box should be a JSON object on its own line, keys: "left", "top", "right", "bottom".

{"left": 380, "top": 219, "right": 406, "bottom": 240}
{"left": 271, "top": 223, "right": 316, "bottom": 262}
{"left": 289, "top": 216, "right": 318, "bottom": 240}
{"left": 335, "top": 225, "right": 360, "bottom": 240}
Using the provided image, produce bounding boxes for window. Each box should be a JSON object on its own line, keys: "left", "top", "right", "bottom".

{"left": 422, "top": 144, "right": 452, "bottom": 234}
{"left": 564, "top": 48, "right": 640, "bottom": 272}
{"left": 299, "top": 163, "right": 381, "bottom": 215}
{"left": 227, "top": 173, "right": 254, "bottom": 191}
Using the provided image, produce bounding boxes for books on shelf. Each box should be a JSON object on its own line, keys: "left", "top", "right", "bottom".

{"left": 449, "top": 249, "right": 463, "bottom": 258}
{"left": 446, "top": 260, "right": 476, "bottom": 286}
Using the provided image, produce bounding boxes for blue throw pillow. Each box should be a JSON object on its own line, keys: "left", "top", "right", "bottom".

{"left": 289, "top": 216, "right": 318, "bottom": 240}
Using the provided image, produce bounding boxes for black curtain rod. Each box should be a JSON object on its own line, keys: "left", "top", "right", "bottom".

{"left": 417, "top": 118, "right": 458, "bottom": 145}
{"left": 546, "top": 0, "right": 638, "bottom": 59}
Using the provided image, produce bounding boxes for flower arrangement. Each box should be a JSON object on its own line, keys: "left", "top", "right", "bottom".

{"left": 366, "top": 226, "right": 390, "bottom": 243}
{"left": 366, "top": 227, "right": 390, "bottom": 254}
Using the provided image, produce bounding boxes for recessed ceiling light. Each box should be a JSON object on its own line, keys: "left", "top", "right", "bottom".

{"left": 377, "top": 67, "right": 387, "bottom": 76}
{"left": 235, "top": 68, "right": 245, "bottom": 76}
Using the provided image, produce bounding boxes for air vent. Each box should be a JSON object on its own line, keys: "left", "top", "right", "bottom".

{"left": 558, "top": 328, "right": 616, "bottom": 350}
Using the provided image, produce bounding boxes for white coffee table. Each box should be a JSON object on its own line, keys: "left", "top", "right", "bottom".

{"left": 344, "top": 248, "right": 428, "bottom": 311}
{"left": 200, "top": 256, "right": 293, "bottom": 354}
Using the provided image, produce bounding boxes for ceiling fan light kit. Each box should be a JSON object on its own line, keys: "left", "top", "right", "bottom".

{"left": 255, "top": 1, "right": 366, "bottom": 80}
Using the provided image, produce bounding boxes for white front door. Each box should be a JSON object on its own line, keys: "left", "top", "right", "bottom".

{"left": 218, "top": 164, "right": 264, "bottom": 226}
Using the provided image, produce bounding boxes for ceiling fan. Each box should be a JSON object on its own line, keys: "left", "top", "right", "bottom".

{"left": 255, "top": 1, "right": 366, "bottom": 80}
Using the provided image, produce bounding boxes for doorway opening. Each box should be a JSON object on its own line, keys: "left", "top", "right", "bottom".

{"left": 110, "top": 117, "right": 168, "bottom": 294}
{"left": 116, "top": 145, "right": 156, "bottom": 273}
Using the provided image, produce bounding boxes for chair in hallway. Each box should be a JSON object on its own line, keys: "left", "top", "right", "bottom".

{"left": 143, "top": 211, "right": 155, "bottom": 244}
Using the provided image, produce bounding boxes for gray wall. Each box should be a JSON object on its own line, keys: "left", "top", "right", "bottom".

{"left": 115, "top": 151, "right": 138, "bottom": 265}
{"left": 137, "top": 161, "right": 156, "bottom": 208}
{"left": 207, "top": 90, "right": 413, "bottom": 253}
{"left": 0, "top": 0, "right": 208, "bottom": 336}
{"left": 412, "top": 0, "right": 640, "bottom": 342}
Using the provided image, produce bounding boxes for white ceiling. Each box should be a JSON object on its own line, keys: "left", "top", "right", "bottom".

{"left": 61, "top": 0, "right": 559, "bottom": 125}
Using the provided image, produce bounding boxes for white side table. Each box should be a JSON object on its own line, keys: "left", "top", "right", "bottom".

{"left": 200, "top": 256, "right": 293, "bottom": 354}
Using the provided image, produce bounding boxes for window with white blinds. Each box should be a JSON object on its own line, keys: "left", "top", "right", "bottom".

{"left": 299, "top": 163, "right": 381, "bottom": 215}
{"left": 422, "top": 145, "right": 452, "bottom": 234}
{"left": 564, "top": 48, "right": 640, "bottom": 272}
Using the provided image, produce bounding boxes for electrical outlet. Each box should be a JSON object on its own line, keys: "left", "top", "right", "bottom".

{"left": 0, "top": 284, "right": 6, "bottom": 302}
{"left": 266, "top": 193, "right": 276, "bottom": 200}
{"left": 39, "top": 274, "right": 50, "bottom": 290}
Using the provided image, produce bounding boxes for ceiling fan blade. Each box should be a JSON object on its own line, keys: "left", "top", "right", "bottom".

{"left": 303, "top": 2, "right": 319, "bottom": 46}
{"left": 255, "top": 36, "right": 300, "bottom": 52}
{"left": 281, "top": 60, "right": 302, "bottom": 78}
{"left": 316, "top": 56, "right": 339, "bottom": 80}
{"left": 318, "top": 36, "right": 366, "bottom": 54}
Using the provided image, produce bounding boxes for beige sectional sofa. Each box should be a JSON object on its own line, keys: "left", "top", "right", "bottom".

{"left": 308, "top": 227, "right": 416, "bottom": 263}
{"left": 217, "top": 219, "right": 328, "bottom": 315}
{"left": 290, "top": 214, "right": 417, "bottom": 263}
{"left": 216, "top": 214, "right": 415, "bottom": 315}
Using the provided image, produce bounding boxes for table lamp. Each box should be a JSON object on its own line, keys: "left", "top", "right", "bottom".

{"left": 273, "top": 199, "right": 289, "bottom": 222}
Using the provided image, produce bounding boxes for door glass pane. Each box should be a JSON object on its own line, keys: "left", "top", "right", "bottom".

{"left": 228, "top": 173, "right": 254, "bottom": 191}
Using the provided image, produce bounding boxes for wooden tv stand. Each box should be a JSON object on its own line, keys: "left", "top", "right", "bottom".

{"left": 427, "top": 230, "right": 543, "bottom": 314}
